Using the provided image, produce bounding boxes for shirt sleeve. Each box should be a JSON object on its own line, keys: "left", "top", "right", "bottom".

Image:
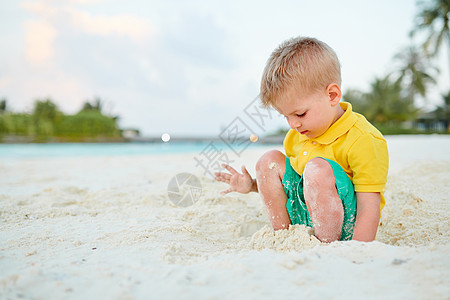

{"left": 348, "top": 133, "right": 389, "bottom": 193}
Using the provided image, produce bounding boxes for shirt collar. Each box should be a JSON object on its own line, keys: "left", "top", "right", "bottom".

{"left": 299, "top": 102, "right": 357, "bottom": 145}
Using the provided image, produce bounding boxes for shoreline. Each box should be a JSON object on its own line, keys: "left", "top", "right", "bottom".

{"left": 0, "top": 135, "right": 284, "bottom": 144}
{"left": 1, "top": 133, "right": 449, "bottom": 144}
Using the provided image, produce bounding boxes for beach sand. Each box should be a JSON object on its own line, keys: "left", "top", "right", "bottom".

{"left": 1, "top": 135, "right": 449, "bottom": 299}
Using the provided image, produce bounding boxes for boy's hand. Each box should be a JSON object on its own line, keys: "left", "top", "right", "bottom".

{"left": 214, "top": 164, "right": 257, "bottom": 194}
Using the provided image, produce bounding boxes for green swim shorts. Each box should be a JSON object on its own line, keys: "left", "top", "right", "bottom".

{"left": 282, "top": 156, "right": 356, "bottom": 241}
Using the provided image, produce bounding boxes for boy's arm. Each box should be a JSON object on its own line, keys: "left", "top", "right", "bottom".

{"left": 352, "top": 192, "right": 381, "bottom": 242}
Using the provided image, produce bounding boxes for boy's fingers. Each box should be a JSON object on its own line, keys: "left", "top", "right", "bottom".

{"left": 221, "top": 188, "right": 232, "bottom": 195}
{"left": 214, "top": 171, "right": 230, "bottom": 178}
{"left": 241, "top": 165, "right": 250, "bottom": 176}
{"left": 222, "top": 164, "right": 238, "bottom": 175}
{"left": 214, "top": 172, "right": 231, "bottom": 182}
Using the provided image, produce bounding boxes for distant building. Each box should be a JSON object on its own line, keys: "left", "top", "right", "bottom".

{"left": 414, "top": 110, "right": 449, "bottom": 132}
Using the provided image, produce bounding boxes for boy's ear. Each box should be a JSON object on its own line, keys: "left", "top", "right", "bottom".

{"left": 326, "top": 83, "right": 342, "bottom": 105}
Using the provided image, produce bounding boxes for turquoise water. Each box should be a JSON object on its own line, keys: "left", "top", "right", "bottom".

{"left": 0, "top": 142, "right": 265, "bottom": 158}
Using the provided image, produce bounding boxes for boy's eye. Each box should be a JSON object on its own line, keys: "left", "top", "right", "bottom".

{"left": 296, "top": 113, "right": 306, "bottom": 117}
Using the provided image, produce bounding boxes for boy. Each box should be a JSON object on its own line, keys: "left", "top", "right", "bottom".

{"left": 215, "top": 37, "right": 389, "bottom": 243}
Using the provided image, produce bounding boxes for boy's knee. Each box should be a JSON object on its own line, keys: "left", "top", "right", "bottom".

{"left": 256, "top": 150, "right": 285, "bottom": 174}
{"left": 303, "top": 157, "right": 334, "bottom": 185}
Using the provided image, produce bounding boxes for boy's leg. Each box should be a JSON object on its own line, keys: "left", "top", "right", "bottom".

{"left": 303, "top": 157, "right": 344, "bottom": 242}
{"left": 255, "top": 150, "right": 291, "bottom": 230}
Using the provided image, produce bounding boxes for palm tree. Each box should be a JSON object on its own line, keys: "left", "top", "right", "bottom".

{"left": 391, "top": 46, "right": 438, "bottom": 104}
{"left": 367, "top": 76, "right": 418, "bottom": 123}
{"left": 81, "top": 97, "right": 103, "bottom": 113}
{"left": 412, "top": 0, "right": 450, "bottom": 72}
{"left": 343, "top": 88, "right": 369, "bottom": 115}
{"left": 344, "top": 75, "right": 418, "bottom": 124}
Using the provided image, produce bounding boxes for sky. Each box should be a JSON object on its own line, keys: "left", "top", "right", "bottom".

{"left": 0, "top": 0, "right": 449, "bottom": 137}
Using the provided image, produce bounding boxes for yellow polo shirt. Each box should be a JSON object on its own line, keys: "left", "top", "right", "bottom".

{"left": 284, "top": 102, "right": 389, "bottom": 210}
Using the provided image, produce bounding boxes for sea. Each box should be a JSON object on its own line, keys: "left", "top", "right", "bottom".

{"left": 0, "top": 141, "right": 268, "bottom": 159}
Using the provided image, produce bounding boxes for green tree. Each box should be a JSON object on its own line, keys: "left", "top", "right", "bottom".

{"left": 342, "top": 88, "right": 368, "bottom": 115}
{"left": 56, "top": 110, "right": 119, "bottom": 138}
{"left": 0, "top": 98, "right": 6, "bottom": 114}
{"left": 391, "top": 46, "right": 438, "bottom": 103}
{"left": 412, "top": 0, "right": 450, "bottom": 78}
{"left": 442, "top": 90, "right": 450, "bottom": 112}
{"left": 434, "top": 90, "right": 450, "bottom": 130}
{"left": 33, "top": 99, "right": 60, "bottom": 120}
{"left": 80, "top": 97, "right": 104, "bottom": 113}
{"left": 32, "top": 99, "right": 62, "bottom": 137}
{"left": 80, "top": 96, "right": 119, "bottom": 123}
{"left": 344, "top": 75, "right": 418, "bottom": 124}
{"left": 0, "top": 113, "right": 33, "bottom": 136}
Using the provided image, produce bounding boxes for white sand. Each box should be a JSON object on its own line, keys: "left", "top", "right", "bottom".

{"left": 1, "top": 135, "right": 449, "bottom": 299}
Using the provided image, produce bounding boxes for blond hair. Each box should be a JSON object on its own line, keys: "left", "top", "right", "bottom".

{"left": 260, "top": 36, "right": 341, "bottom": 107}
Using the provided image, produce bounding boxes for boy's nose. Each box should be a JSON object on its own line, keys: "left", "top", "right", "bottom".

{"left": 287, "top": 117, "right": 302, "bottom": 130}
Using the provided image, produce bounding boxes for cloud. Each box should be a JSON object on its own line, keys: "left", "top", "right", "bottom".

{"left": 13, "top": 1, "right": 248, "bottom": 135}
{"left": 68, "top": 9, "right": 153, "bottom": 42}
{"left": 20, "top": 1, "right": 58, "bottom": 17}
{"left": 21, "top": 0, "right": 153, "bottom": 42}
{"left": 24, "top": 19, "right": 57, "bottom": 65}
{"left": 68, "top": 0, "right": 106, "bottom": 3}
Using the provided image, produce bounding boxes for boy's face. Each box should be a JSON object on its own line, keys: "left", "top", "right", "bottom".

{"left": 274, "top": 84, "right": 342, "bottom": 139}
